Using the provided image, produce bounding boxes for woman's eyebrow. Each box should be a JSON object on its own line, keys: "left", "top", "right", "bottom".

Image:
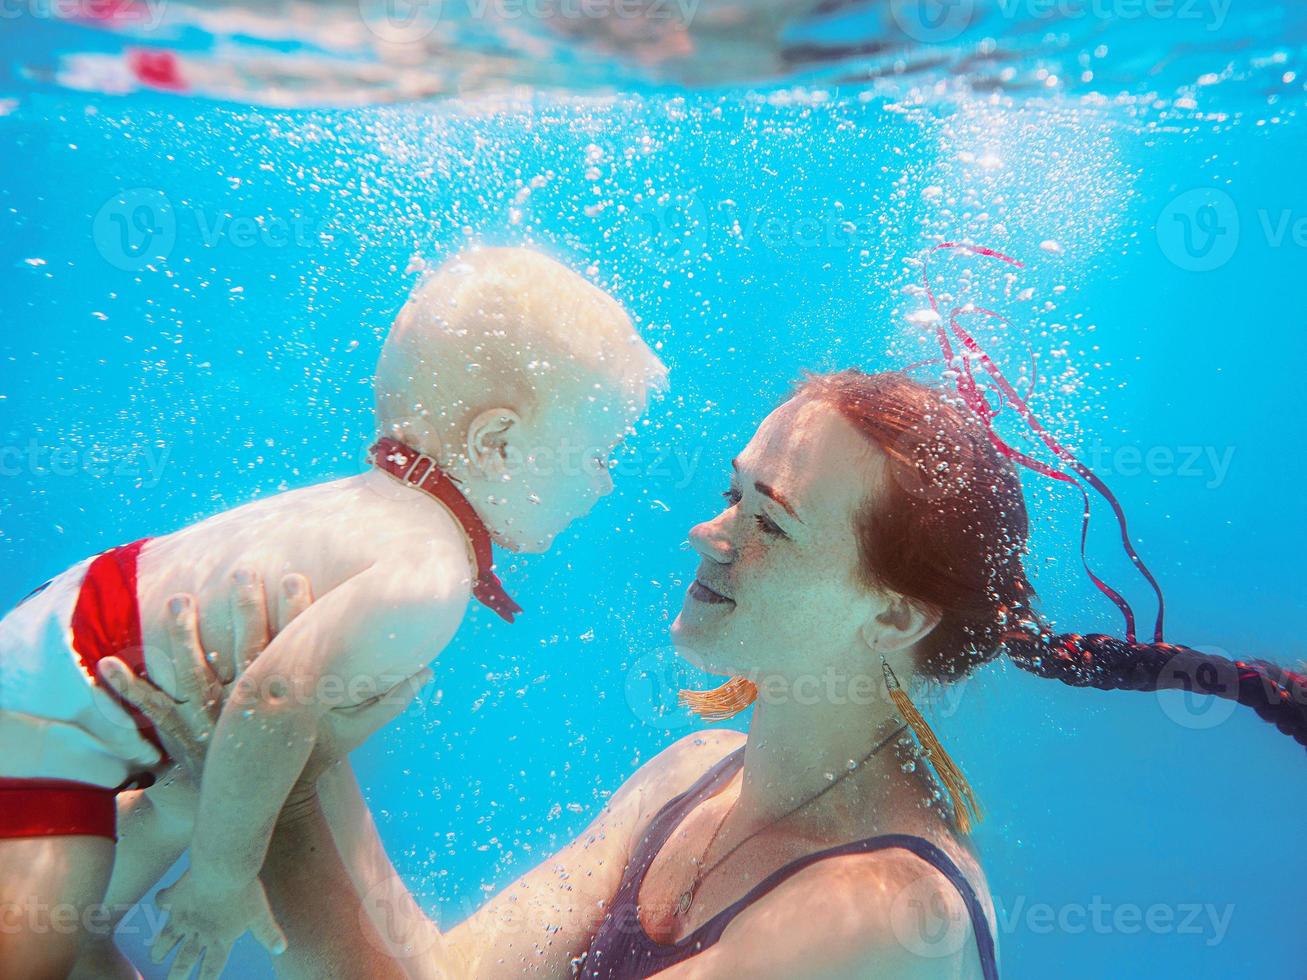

{"left": 732, "top": 458, "right": 804, "bottom": 524}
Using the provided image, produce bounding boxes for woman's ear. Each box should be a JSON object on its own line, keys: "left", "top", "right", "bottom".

{"left": 465, "top": 407, "right": 521, "bottom": 476}
{"left": 860, "top": 593, "right": 942, "bottom": 655}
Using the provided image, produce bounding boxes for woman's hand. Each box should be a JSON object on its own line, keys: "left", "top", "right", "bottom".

{"left": 99, "top": 569, "right": 431, "bottom": 819}
{"left": 97, "top": 570, "right": 314, "bottom": 817}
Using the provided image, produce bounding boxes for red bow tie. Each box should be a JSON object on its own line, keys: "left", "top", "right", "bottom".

{"left": 368, "top": 437, "right": 523, "bottom": 624}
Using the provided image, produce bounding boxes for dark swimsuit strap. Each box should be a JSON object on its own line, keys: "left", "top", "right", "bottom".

{"left": 630, "top": 745, "right": 999, "bottom": 979}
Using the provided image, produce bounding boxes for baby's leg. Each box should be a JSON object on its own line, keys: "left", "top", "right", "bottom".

{"left": 0, "top": 835, "right": 114, "bottom": 978}
{"left": 70, "top": 789, "right": 191, "bottom": 980}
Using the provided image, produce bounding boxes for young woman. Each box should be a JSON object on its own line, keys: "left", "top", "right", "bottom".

{"left": 112, "top": 370, "right": 1306, "bottom": 979}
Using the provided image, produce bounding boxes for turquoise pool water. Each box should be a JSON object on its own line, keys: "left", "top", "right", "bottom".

{"left": 1, "top": 5, "right": 1304, "bottom": 977}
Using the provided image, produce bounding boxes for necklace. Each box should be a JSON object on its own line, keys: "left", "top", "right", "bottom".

{"left": 672, "top": 722, "right": 909, "bottom": 918}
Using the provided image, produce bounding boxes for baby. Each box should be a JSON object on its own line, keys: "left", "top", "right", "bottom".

{"left": 0, "top": 247, "right": 667, "bottom": 977}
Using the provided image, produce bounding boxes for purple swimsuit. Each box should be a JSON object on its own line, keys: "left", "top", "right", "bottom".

{"left": 576, "top": 746, "right": 999, "bottom": 979}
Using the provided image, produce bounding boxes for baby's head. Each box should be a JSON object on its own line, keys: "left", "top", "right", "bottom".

{"left": 374, "top": 247, "right": 668, "bottom": 553}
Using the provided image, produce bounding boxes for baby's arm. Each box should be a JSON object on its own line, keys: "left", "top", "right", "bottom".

{"left": 198, "top": 558, "right": 463, "bottom": 882}
{"left": 154, "top": 557, "right": 465, "bottom": 970}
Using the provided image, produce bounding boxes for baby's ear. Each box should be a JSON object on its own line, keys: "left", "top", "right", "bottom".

{"left": 466, "top": 407, "right": 521, "bottom": 474}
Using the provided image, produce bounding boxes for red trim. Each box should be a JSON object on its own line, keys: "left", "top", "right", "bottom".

{"left": 369, "top": 438, "right": 522, "bottom": 623}
{"left": 0, "top": 779, "right": 117, "bottom": 840}
{"left": 921, "top": 243, "right": 1166, "bottom": 645}
{"left": 69, "top": 539, "right": 166, "bottom": 758}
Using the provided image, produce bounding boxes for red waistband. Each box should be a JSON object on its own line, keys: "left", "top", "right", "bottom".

{"left": 0, "top": 779, "right": 117, "bottom": 840}
{"left": 71, "top": 538, "right": 165, "bottom": 761}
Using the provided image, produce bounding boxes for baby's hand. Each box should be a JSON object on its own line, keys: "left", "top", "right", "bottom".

{"left": 152, "top": 868, "right": 286, "bottom": 980}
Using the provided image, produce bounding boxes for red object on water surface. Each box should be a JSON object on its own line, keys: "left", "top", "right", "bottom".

{"left": 127, "top": 48, "right": 187, "bottom": 92}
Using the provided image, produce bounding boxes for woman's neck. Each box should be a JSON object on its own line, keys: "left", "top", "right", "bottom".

{"left": 733, "top": 688, "right": 935, "bottom": 841}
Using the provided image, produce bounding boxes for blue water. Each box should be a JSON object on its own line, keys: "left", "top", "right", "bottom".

{"left": 2, "top": 10, "right": 1306, "bottom": 979}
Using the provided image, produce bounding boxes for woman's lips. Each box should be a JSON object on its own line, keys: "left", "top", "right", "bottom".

{"left": 689, "top": 580, "right": 734, "bottom": 605}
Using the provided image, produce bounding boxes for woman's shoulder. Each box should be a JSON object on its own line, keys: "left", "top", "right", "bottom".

{"left": 705, "top": 834, "right": 996, "bottom": 978}
{"left": 619, "top": 728, "right": 745, "bottom": 835}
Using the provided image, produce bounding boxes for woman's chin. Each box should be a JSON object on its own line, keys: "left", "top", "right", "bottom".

{"left": 670, "top": 620, "right": 723, "bottom": 673}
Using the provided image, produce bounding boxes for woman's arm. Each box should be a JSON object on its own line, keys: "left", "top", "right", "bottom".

{"left": 100, "top": 572, "right": 436, "bottom": 977}
{"left": 261, "top": 793, "right": 425, "bottom": 980}
{"left": 265, "top": 730, "right": 738, "bottom": 980}
{"left": 110, "top": 571, "right": 747, "bottom": 979}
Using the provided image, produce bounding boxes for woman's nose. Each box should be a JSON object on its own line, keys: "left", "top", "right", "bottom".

{"left": 689, "top": 514, "right": 734, "bottom": 564}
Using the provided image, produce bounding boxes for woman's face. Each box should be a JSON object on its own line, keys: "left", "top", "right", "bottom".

{"left": 671, "top": 396, "right": 899, "bottom": 682}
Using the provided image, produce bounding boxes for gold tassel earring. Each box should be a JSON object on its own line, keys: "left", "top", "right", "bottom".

{"left": 678, "top": 676, "right": 759, "bottom": 722}
{"left": 882, "top": 659, "right": 983, "bottom": 834}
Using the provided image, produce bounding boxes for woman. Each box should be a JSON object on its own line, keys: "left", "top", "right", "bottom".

{"left": 115, "top": 369, "right": 1307, "bottom": 979}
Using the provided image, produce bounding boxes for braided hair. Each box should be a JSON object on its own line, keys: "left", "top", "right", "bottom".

{"left": 1002, "top": 630, "right": 1307, "bottom": 750}
{"left": 796, "top": 369, "right": 1307, "bottom": 751}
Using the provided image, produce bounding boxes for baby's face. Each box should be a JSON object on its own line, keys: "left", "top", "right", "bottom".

{"left": 490, "top": 385, "right": 646, "bottom": 553}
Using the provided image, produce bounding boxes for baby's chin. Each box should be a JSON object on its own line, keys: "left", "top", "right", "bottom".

{"left": 498, "top": 523, "right": 564, "bottom": 554}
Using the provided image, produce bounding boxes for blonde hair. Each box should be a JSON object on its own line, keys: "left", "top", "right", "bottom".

{"left": 375, "top": 247, "right": 667, "bottom": 450}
